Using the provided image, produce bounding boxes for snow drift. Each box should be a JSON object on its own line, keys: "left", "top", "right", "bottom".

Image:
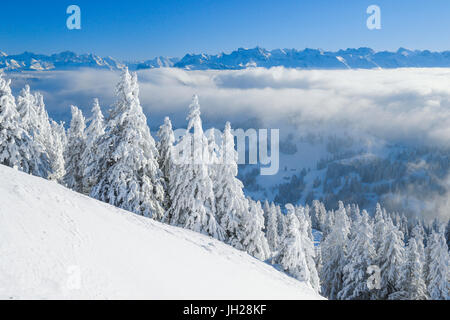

{"left": 0, "top": 164, "right": 322, "bottom": 300}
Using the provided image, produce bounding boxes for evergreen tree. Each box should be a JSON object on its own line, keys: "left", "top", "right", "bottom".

{"left": 320, "top": 202, "right": 350, "bottom": 299}
{"left": 241, "top": 199, "right": 270, "bottom": 260}
{"left": 427, "top": 227, "right": 449, "bottom": 300}
{"left": 276, "top": 205, "right": 287, "bottom": 242}
{"left": 277, "top": 211, "right": 310, "bottom": 284}
{"left": 81, "top": 98, "right": 105, "bottom": 195}
{"left": 91, "top": 69, "right": 165, "bottom": 220}
{"left": 378, "top": 218, "right": 406, "bottom": 300}
{"left": 163, "top": 95, "right": 224, "bottom": 240}
{"left": 295, "top": 205, "right": 320, "bottom": 293}
{"left": 63, "top": 106, "right": 86, "bottom": 192}
{"left": 397, "top": 238, "right": 428, "bottom": 300}
{"left": 338, "top": 210, "right": 376, "bottom": 300}
{"left": 373, "top": 203, "right": 386, "bottom": 255}
{"left": 156, "top": 116, "right": 175, "bottom": 206}
{"left": 216, "top": 122, "right": 248, "bottom": 249}
{"left": 266, "top": 203, "right": 279, "bottom": 253}
{"left": 48, "top": 119, "right": 67, "bottom": 182}
{"left": 446, "top": 220, "right": 450, "bottom": 249}
{"left": 0, "top": 74, "right": 48, "bottom": 177}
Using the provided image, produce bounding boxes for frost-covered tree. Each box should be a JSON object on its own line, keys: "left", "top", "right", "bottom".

{"left": 216, "top": 122, "right": 248, "bottom": 249}
{"left": 16, "top": 85, "right": 40, "bottom": 137}
{"left": 338, "top": 210, "right": 376, "bottom": 300}
{"left": 401, "top": 214, "right": 409, "bottom": 241}
{"left": 311, "top": 200, "right": 325, "bottom": 230}
{"left": 0, "top": 74, "right": 48, "bottom": 177}
{"left": 396, "top": 238, "right": 428, "bottom": 300}
{"left": 411, "top": 223, "right": 426, "bottom": 268}
{"left": 373, "top": 203, "right": 386, "bottom": 255}
{"left": 241, "top": 199, "right": 270, "bottom": 260}
{"left": 445, "top": 220, "right": 450, "bottom": 249}
{"left": 320, "top": 202, "right": 350, "bottom": 299}
{"left": 293, "top": 204, "right": 320, "bottom": 293}
{"left": 378, "top": 218, "right": 405, "bottom": 300}
{"left": 63, "top": 106, "right": 86, "bottom": 192}
{"left": 81, "top": 98, "right": 104, "bottom": 195}
{"left": 277, "top": 211, "right": 310, "bottom": 284}
{"left": 266, "top": 203, "right": 279, "bottom": 253}
{"left": 276, "top": 205, "right": 287, "bottom": 242}
{"left": 426, "top": 228, "right": 449, "bottom": 300}
{"left": 91, "top": 69, "right": 165, "bottom": 220}
{"left": 163, "top": 95, "right": 224, "bottom": 240}
{"left": 157, "top": 116, "right": 175, "bottom": 209}
{"left": 322, "top": 209, "right": 335, "bottom": 238}
{"left": 48, "top": 119, "right": 66, "bottom": 181}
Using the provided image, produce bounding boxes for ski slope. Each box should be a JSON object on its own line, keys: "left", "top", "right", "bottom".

{"left": 0, "top": 165, "right": 322, "bottom": 300}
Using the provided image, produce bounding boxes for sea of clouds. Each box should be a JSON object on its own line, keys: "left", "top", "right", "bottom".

{"left": 9, "top": 67, "right": 450, "bottom": 149}
{"left": 8, "top": 67, "right": 450, "bottom": 220}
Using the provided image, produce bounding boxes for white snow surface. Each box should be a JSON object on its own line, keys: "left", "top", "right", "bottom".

{"left": 0, "top": 165, "right": 323, "bottom": 300}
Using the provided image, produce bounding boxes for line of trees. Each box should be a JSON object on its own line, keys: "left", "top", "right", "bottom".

{"left": 0, "top": 70, "right": 448, "bottom": 299}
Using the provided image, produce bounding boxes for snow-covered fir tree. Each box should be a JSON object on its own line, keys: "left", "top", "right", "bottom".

{"left": 156, "top": 116, "right": 175, "bottom": 209}
{"left": 276, "top": 205, "right": 287, "bottom": 243}
{"left": 312, "top": 200, "right": 327, "bottom": 231}
{"left": 266, "top": 202, "right": 279, "bottom": 253}
{"left": 378, "top": 217, "right": 406, "bottom": 300}
{"left": 163, "top": 95, "right": 224, "bottom": 240}
{"left": 320, "top": 201, "right": 350, "bottom": 299}
{"left": 81, "top": 98, "right": 105, "bottom": 195}
{"left": 90, "top": 68, "right": 165, "bottom": 220}
{"left": 0, "top": 74, "right": 48, "bottom": 177}
{"left": 294, "top": 205, "right": 320, "bottom": 293}
{"left": 276, "top": 207, "right": 315, "bottom": 289}
{"left": 216, "top": 122, "right": 248, "bottom": 250}
{"left": 338, "top": 210, "right": 376, "bottom": 300}
{"left": 373, "top": 203, "right": 386, "bottom": 256}
{"left": 426, "top": 227, "right": 449, "bottom": 300}
{"left": 63, "top": 106, "right": 86, "bottom": 193}
{"left": 48, "top": 119, "right": 66, "bottom": 182}
{"left": 241, "top": 199, "right": 270, "bottom": 260}
{"left": 396, "top": 238, "right": 428, "bottom": 300}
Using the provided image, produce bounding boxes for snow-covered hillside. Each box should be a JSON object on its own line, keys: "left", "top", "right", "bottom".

{"left": 0, "top": 164, "right": 322, "bottom": 300}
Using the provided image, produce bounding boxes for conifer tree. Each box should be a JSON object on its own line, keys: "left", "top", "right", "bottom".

{"left": 163, "top": 95, "right": 224, "bottom": 240}
{"left": 63, "top": 106, "right": 86, "bottom": 192}
{"left": 266, "top": 203, "right": 279, "bottom": 253}
{"left": 378, "top": 218, "right": 406, "bottom": 300}
{"left": 156, "top": 116, "right": 175, "bottom": 210}
{"left": 294, "top": 205, "right": 320, "bottom": 293}
{"left": 427, "top": 227, "right": 449, "bottom": 300}
{"left": 0, "top": 74, "right": 48, "bottom": 177}
{"left": 216, "top": 122, "right": 248, "bottom": 249}
{"left": 320, "top": 202, "right": 350, "bottom": 299}
{"left": 277, "top": 211, "right": 310, "bottom": 284}
{"left": 81, "top": 98, "right": 105, "bottom": 195}
{"left": 339, "top": 210, "right": 376, "bottom": 300}
{"left": 91, "top": 68, "right": 164, "bottom": 220}
{"left": 397, "top": 238, "right": 428, "bottom": 300}
{"left": 241, "top": 199, "right": 270, "bottom": 260}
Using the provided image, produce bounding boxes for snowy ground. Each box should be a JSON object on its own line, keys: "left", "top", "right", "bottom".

{"left": 0, "top": 164, "right": 322, "bottom": 300}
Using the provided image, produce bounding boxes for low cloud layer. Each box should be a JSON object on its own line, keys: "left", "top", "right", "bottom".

{"left": 7, "top": 67, "right": 450, "bottom": 220}
{"left": 9, "top": 67, "right": 450, "bottom": 149}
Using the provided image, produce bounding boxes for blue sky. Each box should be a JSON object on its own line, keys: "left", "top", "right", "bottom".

{"left": 1, "top": 0, "right": 449, "bottom": 60}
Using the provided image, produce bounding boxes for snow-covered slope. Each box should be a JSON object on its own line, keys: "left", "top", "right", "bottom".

{"left": 0, "top": 165, "right": 322, "bottom": 300}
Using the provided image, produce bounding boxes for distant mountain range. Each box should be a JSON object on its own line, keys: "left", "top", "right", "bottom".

{"left": 2, "top": 47, "right": 450, "bottom": 72}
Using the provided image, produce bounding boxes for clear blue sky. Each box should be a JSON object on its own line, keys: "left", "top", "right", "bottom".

{"left": 1, "top": 0, "right": 449, "bottom": 61}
